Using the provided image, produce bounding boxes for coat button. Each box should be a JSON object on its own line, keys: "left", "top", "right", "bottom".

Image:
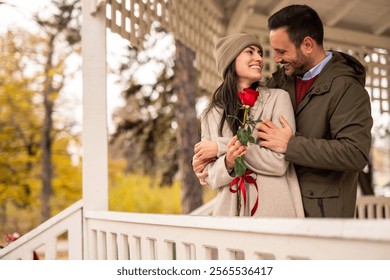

{"left": 324, "top": 86, "right": 328, "bottom": 90}
{"left": 309, "top": 191, "right": 314, "bottom": 196}
{"left": 316, "top": 88, "right": 320, "bottom": 93}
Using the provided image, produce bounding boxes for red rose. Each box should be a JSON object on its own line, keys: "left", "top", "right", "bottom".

{"left": 238, "top": 88, "right": 259, "bottom": 107}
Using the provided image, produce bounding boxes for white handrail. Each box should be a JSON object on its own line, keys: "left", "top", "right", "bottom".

{"left": 194, "top": 196, "right": 390, "bottom": 218}
{"left": 3, "top": 197, "right": 390, "bottom": 260}
{"left": 84, "top": 210, "right": 390, "bottom": 260}
{"left": 0, "top": 200, "right": 83, "bottom": 260}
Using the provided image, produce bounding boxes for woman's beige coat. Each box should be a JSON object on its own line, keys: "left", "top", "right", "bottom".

{"left": 201, "top": 87, "right": 304, "bottom": 217}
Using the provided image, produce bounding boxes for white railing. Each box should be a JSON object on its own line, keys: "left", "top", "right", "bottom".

{"left": 2, "top": 197, "right": 390, "bottom": 260}
{"left": 356, "top": 196, "right": 390, "bottom": 219}
{"left": 193, "top": 196, "right": 390, "bottom": 219}
{"left": 0, "top": 200, "right": 83, "bottom": 260}
{"left": 84, "top": 210, "right": 390, "bottom": 260}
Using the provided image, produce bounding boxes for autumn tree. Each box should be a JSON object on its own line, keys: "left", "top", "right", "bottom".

{"left": 32, "top": 0, "right": 82, "bottom": 221}
{"left": 0, "top": 30, "right": 42, "bottom": 227}
{"left": 110, "top": 28, "right": 203, "bottom": 213}
{"left": 0, "top": 0, "right": 82, "bottom": 231}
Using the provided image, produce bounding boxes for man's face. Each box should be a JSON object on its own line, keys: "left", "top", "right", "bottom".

{"left": 269, "top": 27, "right": 308, "bottom": 76}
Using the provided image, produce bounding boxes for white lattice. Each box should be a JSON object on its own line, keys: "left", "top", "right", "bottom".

{"left": 106, "top": 0, "right": 226, "bottom": 92}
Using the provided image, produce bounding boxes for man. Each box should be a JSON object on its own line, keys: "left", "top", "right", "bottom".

{"left": 256, "top": 5, "right": 373, "bottom": 217}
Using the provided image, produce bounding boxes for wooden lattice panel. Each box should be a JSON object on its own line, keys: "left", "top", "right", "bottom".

{"left": 106, "top": 0, "right": 226, "bottom": 92}
{"left": 325, "top": 41, "right": 389, "bottom": 115}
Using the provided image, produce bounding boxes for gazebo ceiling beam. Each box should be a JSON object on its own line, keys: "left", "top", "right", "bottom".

{"left": 372, "top": 11, "right": 390, "bottom": 36}
{"left": 268, "top": 0, "right": 293, "bottom": 16}
{"left": 324, "top": 0, "right": 360, "bottom": 27}
{"left": 227, "top": 0, "right": 257, "bottom": 34}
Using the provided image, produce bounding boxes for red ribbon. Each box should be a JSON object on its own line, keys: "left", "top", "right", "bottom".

{"left": 229, "top": 169, "right": 259, "bottom": 216}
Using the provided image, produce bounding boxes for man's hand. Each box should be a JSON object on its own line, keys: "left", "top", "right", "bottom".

{"left": 194, "top": 140, "right": 218, "bottom": 161}
{"left": 192, "top": 154, "right": 215, "bottom": 186}
{"left": 256, "top": 116, "right": 293, "bottom": 153}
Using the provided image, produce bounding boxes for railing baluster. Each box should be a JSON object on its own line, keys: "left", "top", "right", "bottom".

{"left": 107, "top": 232, "right": 118, "bottom": 260}
{"left": 129, "top": 235, "right": 141, "bottom": 260}
{"left": 155, "top": 239, "right": 171, "bottom": 260}
{"left": 367, "top": 204, "right": 375, "bottom": 219}
{"left": 174, "top": 241, "right": 187, "bottom": 260}
{"left": 385, "top": 204, "right": 390, "bottom": 219}
{"left": 142, "top": 237, "right": 156, "bottom": 260}
{"left": 97, "top": 230, "right": 107, "bottom": 260}
{"left": 193, "top": 243, "right": 207, "bottom": 260}
{"left": 44, "top": 237, "right": 58, "bottom": 260}
{"left": 117, "top": 234, "right": 129, "bottom": 260}
{"left": 68, "top": 210, "right": 83, "bottom": 259}
{"left": 218, "top": 247, "right": 235, "bottom": 260}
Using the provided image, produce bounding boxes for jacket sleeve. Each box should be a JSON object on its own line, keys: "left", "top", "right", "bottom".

{"left": 286, "top": 78, "right": 372, "bottom": 171}
{"left": 200, "top": 110, "right": 235, "bottom": 190}
{"left": 244, "top": 89, "right": 296, "bottom": 176}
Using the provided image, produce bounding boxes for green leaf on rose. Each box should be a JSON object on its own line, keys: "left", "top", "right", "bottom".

{"left": 234, "top": 156, "right": 246, "bottom": 177}
{"left": 237, "top": 127, "right": 255, "bottom": 146}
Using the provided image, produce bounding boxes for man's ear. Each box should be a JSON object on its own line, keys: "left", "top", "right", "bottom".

{"left": 301, "top": 36, "right": 314, "bottom": 53}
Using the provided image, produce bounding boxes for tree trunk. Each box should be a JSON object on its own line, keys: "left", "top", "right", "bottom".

{"left": 40, "top": 39, "right": 55, "bottom": 222}
{"left": 41, "top": 90, "right": 54, "bottom": 222}
{"left": 174, "top": 40, "right": 202, "bottom": 213}
{"left": 0, "top": 204, "right": 6, "bottom": 232}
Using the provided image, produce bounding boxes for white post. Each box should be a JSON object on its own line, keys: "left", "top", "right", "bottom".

{"left": 81, "top": 0, "right": 108, "bottom": 258}
{"left": 81, "top": 0, "right": 108, "bottom": 211}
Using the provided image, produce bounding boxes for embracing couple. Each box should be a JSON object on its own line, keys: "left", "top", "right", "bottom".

{"left": 192, "top": 4, "right": 373, "bottom": 218}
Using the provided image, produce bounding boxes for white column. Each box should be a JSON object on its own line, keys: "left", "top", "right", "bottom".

{"left": 82, "top": 0, "right": 108, "bottom": 260}
{"left": 81, "top": 0, "right": 108, "bottom": 212}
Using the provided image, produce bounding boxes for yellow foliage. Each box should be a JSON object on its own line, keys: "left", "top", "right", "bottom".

{"left": 109, "top": 173, "right": 182, "bottom": 214}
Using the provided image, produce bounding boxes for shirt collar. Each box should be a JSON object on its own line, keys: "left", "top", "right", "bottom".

{"left": 299, "top": 51, "right": 333, "bottom": 81}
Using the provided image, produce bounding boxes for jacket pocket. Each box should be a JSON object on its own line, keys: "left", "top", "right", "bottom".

{"left": 301, "top": 180, "right": 340, "bottom": 218}
{"left": 301, "top": 180, "right": 340, "bottom": 199}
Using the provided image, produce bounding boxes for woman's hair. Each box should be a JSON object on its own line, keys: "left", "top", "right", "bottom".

{"left": 268, "top": 4, "right": 324, "bottom": 48}
{"left": 204, "top": 61, "right": 259, "bottom": 136}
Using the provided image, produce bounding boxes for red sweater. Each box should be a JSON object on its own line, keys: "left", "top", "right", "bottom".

{"left": 295, "top": 75, "right": 318, "bottom": 107}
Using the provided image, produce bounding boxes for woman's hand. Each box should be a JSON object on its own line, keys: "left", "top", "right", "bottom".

{"left": 225, "top": 135, "right": 248, "bottom": 170}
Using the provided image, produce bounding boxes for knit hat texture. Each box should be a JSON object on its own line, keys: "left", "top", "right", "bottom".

{"left": 214, "top": 33, "right": 262, "bottom": 78}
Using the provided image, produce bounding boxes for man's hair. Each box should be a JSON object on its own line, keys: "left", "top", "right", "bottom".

{"left": 268, "top": 5, "right": 324, "bottom": 48}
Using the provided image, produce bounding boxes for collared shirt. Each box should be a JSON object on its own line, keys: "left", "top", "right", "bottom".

{"left": 299, "top": 51, "right": 333, "bottom": 81}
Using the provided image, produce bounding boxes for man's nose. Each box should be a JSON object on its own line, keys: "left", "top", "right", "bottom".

{"left": 274, "top": 53, "right": 282, "bottom": 63}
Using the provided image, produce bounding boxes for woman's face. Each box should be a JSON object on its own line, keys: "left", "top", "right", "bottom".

{"left": 235, "top": 45, "right": 263, "bottom": 89}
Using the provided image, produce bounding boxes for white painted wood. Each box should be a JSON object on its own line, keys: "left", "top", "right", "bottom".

{"left": 81, "top": 0, "right": 108, "bottom": 213}
{"left": 129, "top": 235, "right": 140, "bottom": 260}
{"left": 44, "top": 237, "right": 58, "bottom": 260}
{"left": 2, "top": 200, "right": 390, "bottom": 260}
{"left": 81, "top": 0, "right": 108, "bottom": 259}
{"left": 117, "top": 234, "right": 129, "bottom": 260}
{"left": 83, "top": 210, "right": 390, "bottom": 260}
{"left": 356, "top": 195, "right": 390, "bottom": 219}
{"left": 0, "top": 201, "right": 83, "bottom": 260}
{"left": 107, "top": 232, "right": 118, "bottom": 260}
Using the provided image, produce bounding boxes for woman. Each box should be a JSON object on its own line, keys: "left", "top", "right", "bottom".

{"left": 193, "top": 33, "right": 304, "bottom": 217}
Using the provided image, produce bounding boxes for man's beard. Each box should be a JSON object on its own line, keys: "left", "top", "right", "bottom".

{"left": 282, "top": 49, "right": 307, "bottom": 76}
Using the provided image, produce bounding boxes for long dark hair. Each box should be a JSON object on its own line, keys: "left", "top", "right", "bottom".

{"left": 204, "top": 60, "right": 259, "bottom": 136}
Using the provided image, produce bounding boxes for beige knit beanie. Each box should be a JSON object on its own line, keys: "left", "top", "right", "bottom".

{"left": 214, "top": 33, "right": 263, "bottom": 78}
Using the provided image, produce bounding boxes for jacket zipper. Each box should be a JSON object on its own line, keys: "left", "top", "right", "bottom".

{"left": 318, "top": 198, "right": 325, "bottom": 217}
